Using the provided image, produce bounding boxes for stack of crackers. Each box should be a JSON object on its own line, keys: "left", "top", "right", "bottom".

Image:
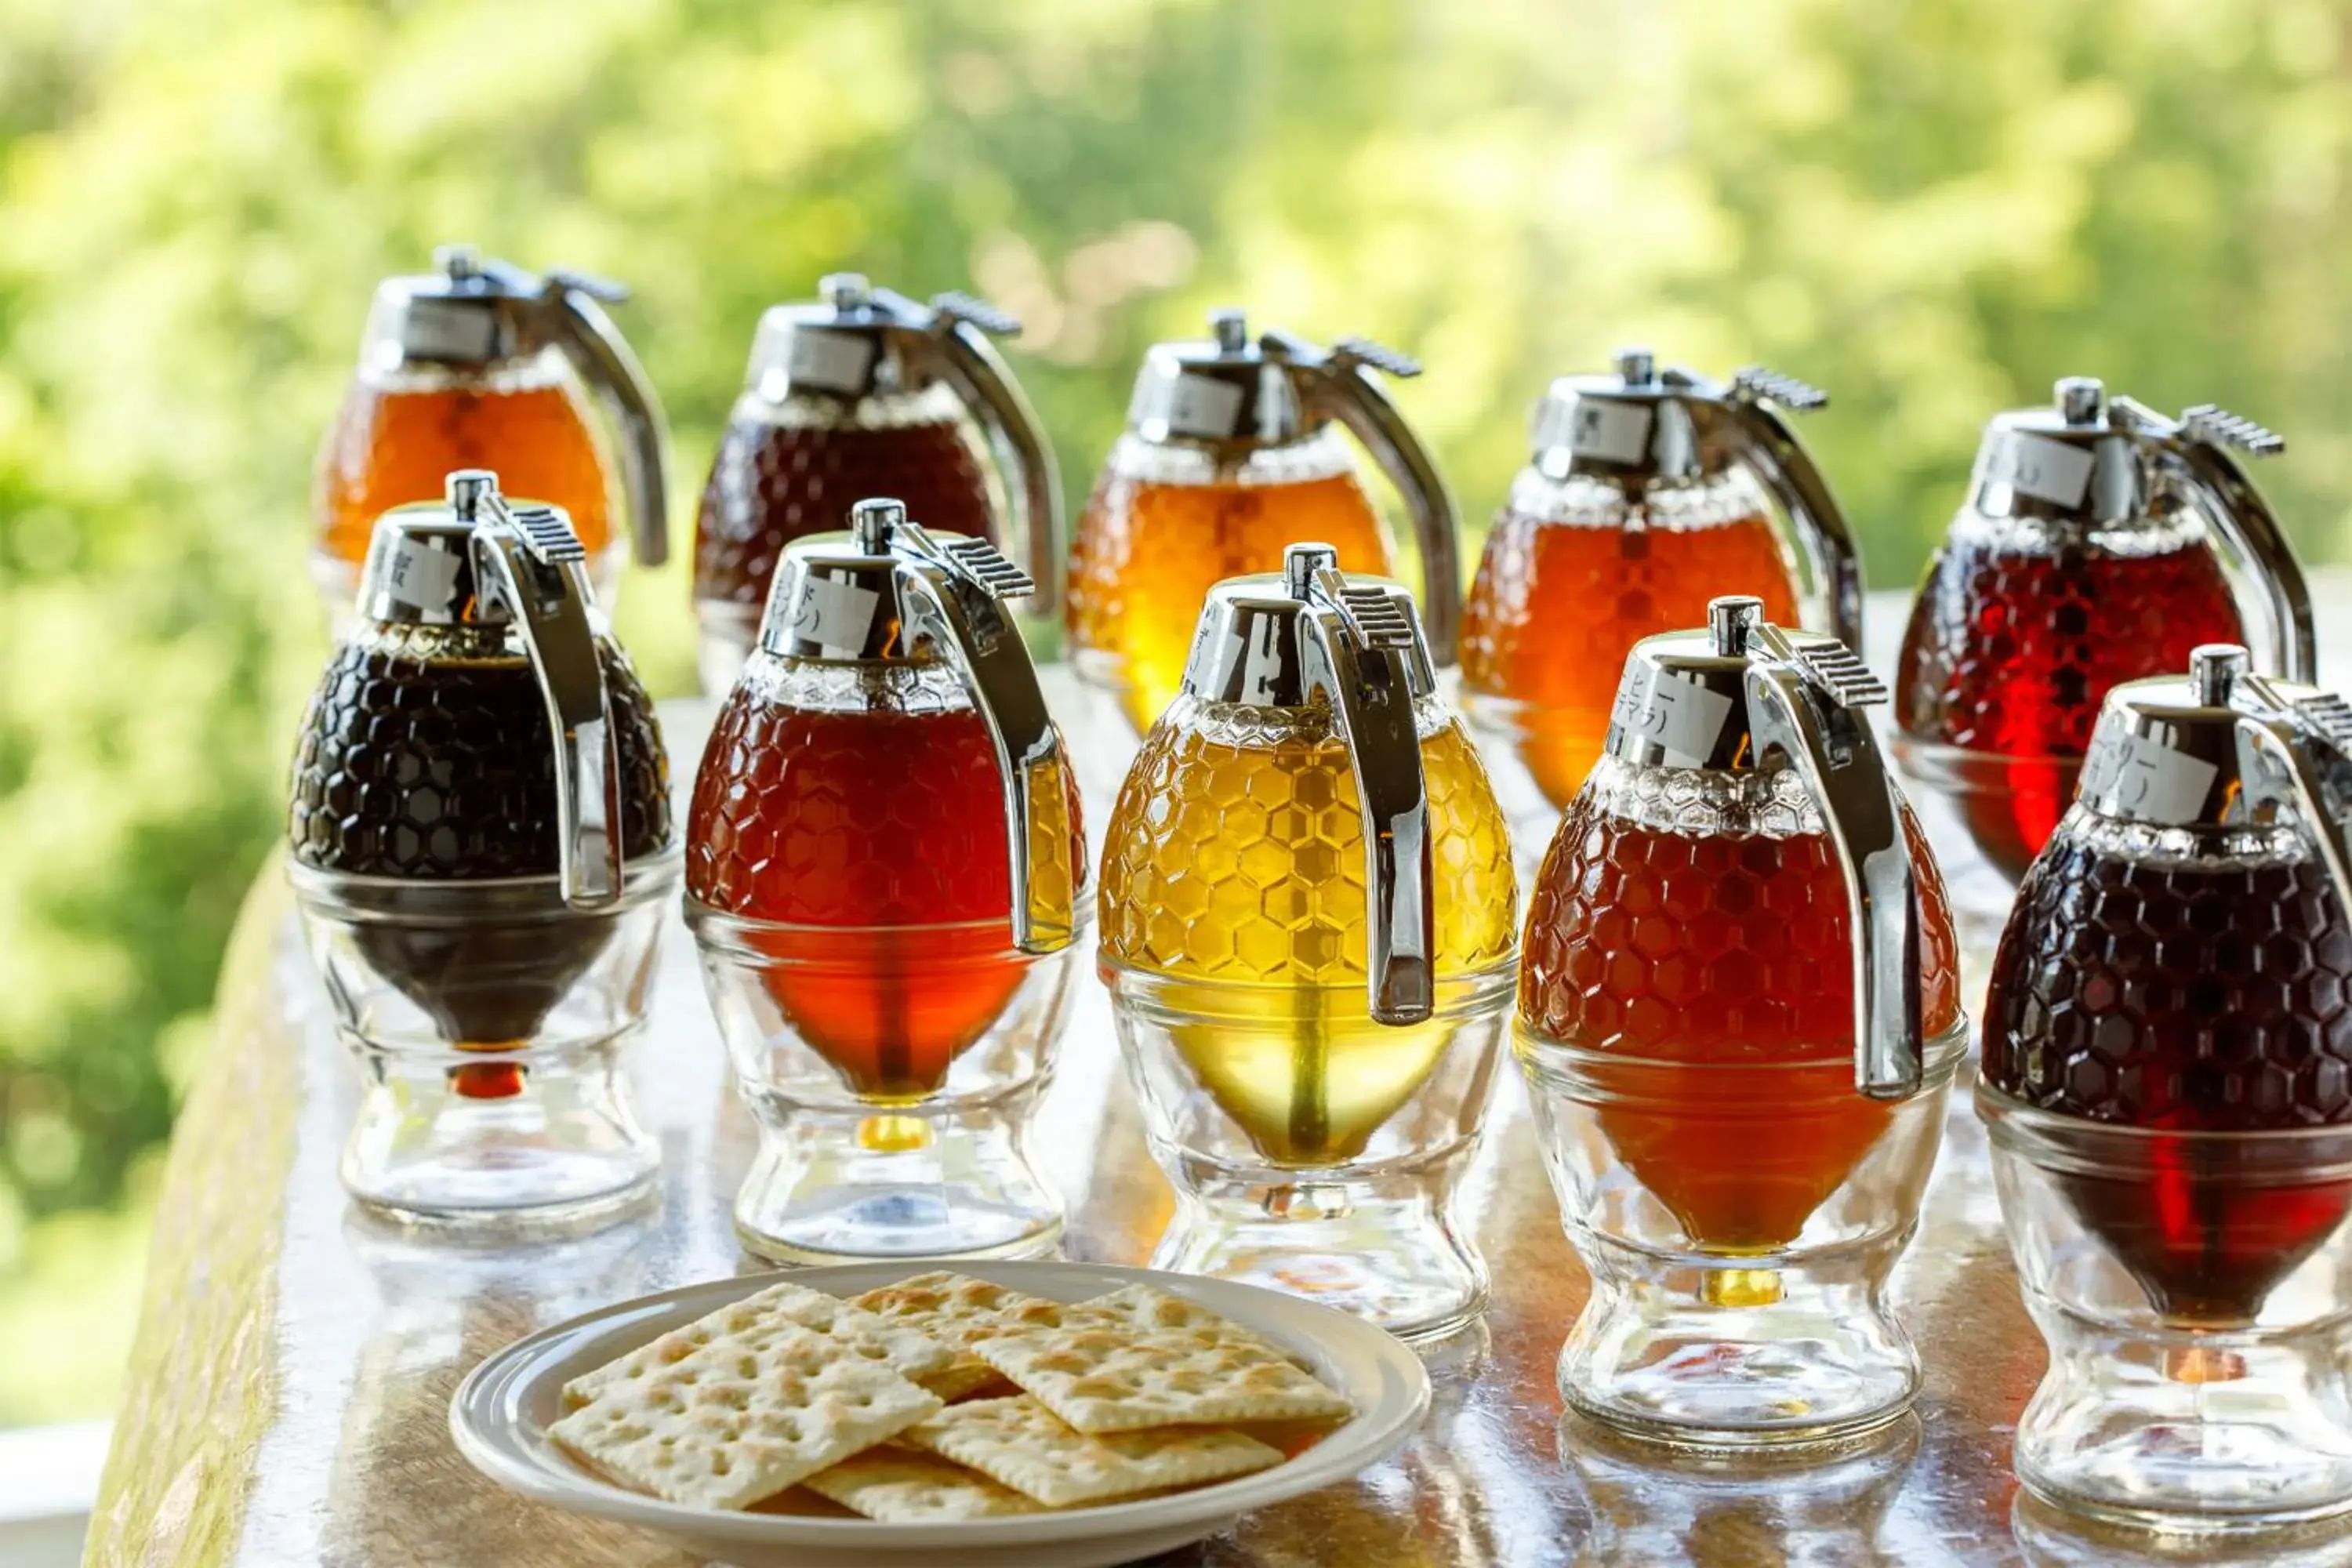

{"left": 547, "top": 1271, "right": 1355, "bottom": 1522}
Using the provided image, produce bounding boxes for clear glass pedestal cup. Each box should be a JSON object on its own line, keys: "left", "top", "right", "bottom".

{"left": 1983, "top": 1091, "right": 2352, "bottom": 1534}
{"left": 291, "top": 854, "right": 678, "bottom": 1232}
{"left": 690, "top": 904, "right": 1087, "bottom": 1264}
{"left": 1520, "top": 1018, "right": 1968, "bottom": 1447}
{"left": 1103, "top": 958, "right": 1515, "bottom": 1342}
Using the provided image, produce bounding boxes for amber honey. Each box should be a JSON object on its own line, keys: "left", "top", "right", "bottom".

{"left": 314, "top": 371, "right": 612, "bottom": 569}
{"left": 1464, "top": 510, "right": 1799, "bottom": 805}
{"left": 1069, "top": 463, "right": 1394, "bottom": 734}
{"left": 688, "top": 692, "right": 1084, "bottom": 1099}
{"left": 1098, "top": 706, "right": 1516, "bottom": 1163}
{"left": 1520, "top": 784, "right": 1959, "bottom": 1250}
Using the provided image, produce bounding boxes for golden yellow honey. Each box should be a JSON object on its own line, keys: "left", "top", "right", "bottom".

{"left": 1098, "top": 699, "right": 1517, "bottom": 1163}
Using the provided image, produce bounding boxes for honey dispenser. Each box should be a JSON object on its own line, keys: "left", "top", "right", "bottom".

{"left": 313, "top": 248, "right": 669, "bottom": 617}
{"left": 1516, "top": 596, "right": 1968, "bottom": 1443}
{"left": 1098, "top": 543, "right": 1516, "bottom": 1339}
{"left": 692, "top": 274, "right": 1059, "bottom": 694}
{"left": 288, "top": 470, "right": 678, "bottom": 1227}
{"left": 687, "top": 498, "right": 1086, "bottom": 1262}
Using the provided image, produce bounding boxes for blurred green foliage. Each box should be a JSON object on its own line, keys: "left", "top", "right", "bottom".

{"left": 4, "top": 0, "right": 2351, "bottom": 1424}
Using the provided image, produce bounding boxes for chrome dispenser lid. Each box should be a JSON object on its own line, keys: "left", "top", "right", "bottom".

{"left": 1530, "top": 349, "right": 1861, "bottom": 647}
{"left": 738, "top": 272, "right": 1062, "bottom": 614}
{"left": 354, "top": 470, "right": 624, "bottom": 909}
{"left": 1123, "top": 309, "right": 1462, "bottom": 662}
{"left": 1606, "top": 595, "right": 1924, "bottom": 1098}
{"left": 357, "top": 245, "right": 673, "bottom": 568}
{"left": 1179, "top": 542, "right": 1439, "bottom": 1027}
{"left": 756, "top": 498, "right": 1075, "bottom": 956}
{"left": 2078, "top": 645, "right": 2352, "bottom": 898}
{"left": 1965, "top": 379, "right": 2313, "bottom": 678}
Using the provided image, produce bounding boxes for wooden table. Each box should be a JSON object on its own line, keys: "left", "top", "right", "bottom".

{"left": 82, "top": 638, "right": 2352, "bottom": 1568}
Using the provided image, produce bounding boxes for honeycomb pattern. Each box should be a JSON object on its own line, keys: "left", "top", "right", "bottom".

{"left": 1066, "top": 441, "right": 1392, "bottom": 733}
{"left": 684, "top": 661, "right": 1087, "bottom": 1095}
{"left": 692, "top": 409, "right": 996, "bottom": 608}
{"left": 1984, "top": 816, "right": 2352, "bottom": 1322}
{"left": 1098, "top": 700, "right": 1517, "bottom": 983}
{"left": 1520, "top": 771, "right": 1961, "bottom": 1052}
{"left": 1984, "top": 826, "right": 2352, "bottom": 1130}
{"left": 1895, "top": 521, "right": 2243, "bottom": 760}
{"left": 313, "top": 366, "right": 613, "bottom": 567}
{"left": 287, "top": 622, "right": 672, "bottom": 877}
{"left": 685, "top": 666, "right": 1085, "bottom": 925}
{"left": 1517, "top": 756, "right": 1960, "bottom": 1249}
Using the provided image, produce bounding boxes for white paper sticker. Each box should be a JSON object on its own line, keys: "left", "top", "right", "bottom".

{"left": 384, "top": 535, "right": 464, "bottom": 609}
{"left": 1613, "top": 669, "right": 1737, "bottom": 768}
{"left": 787, "top": 572, "right": 882, "bottom": 657}
{"left": 1569, "top": 401, "right": 1655, "bottom": 465}
{"left": 786, "top": 328, "right": 877, "bottom": 394}
{"left": 1161, "top": 372, "right": 1247, "bottom": 439}
{"left": 2081, "top": 729, "right": 2220, "bottom": 822}
{"left": 401, "top": 299, "right": 499, "bottom": 361}
{"left": 1986, "top": 430, "right": 2096, "bottom": 509}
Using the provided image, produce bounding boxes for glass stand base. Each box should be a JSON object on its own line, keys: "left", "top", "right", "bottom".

{"left": 1559, "top": 1232, "right": 1918, "bottom": 1447}
{"left": 2016, "top": 1308, "right": 2352, "bottom": 1533}
{"left": 733, "top": 1101, "right": 1063, "bottom": 1265}
{"left": 339, "top": 1033, "right": 659, "bottom": 1236}
{"left": 1149, "top": 1172, "right": 1488, "bottom": 1341}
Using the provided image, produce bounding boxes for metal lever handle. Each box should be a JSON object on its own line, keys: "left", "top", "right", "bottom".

{"left": 540, "top": 271, "right": 673, "bottom": 569}
{"left": 877, "top": 505, "right": 1076, "bottom": 954}
{"left": 461, "top": 474, "right": 623, "bottom": 909}
{"left": 1305, "top": 344, "right": 1463, "bottom": 666}
{"left": 930, "top": 302, "right": 1064, "bottom": 618}
{"left": 2234, "top": 662, "right": 2352, "bottom": 915}
{"left": 1739, "top": 615, "right": 1922, "bottom": 1097}
{"left": 1294, "top": 547, "right": 1436, "bottom": 1025}
{"left": 1722, "top": 369, "right": 1863, "bottom": 648}
{"left": 2112, "top": 397, "right": 2314, "bottom": 684}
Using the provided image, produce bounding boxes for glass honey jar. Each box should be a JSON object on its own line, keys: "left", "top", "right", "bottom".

{"left": 1067, "top": 311, "right": 1461, "bottom": 739}
{"left": 1895, "top": 379, "right": 2314, "bottom": 884}
{"left": 1461, "top": 352, "right": 1860, "bottom": 849}
{"left": 687, "top": 497, "right": 1085, "bottom": 1263}
{"left": 1098, "top": 543, "right": 1516, "bottom": 1339}
{"left": 288, "top": 470, "right": 677, "bottom": 1229}
{"left": 692, "top": 274, "right": 1059, "bottom": 694}
{"left": 313, "top": 248, "right": 670, "bottom": 619}
{"left": 1517, "top": 596, "right": 1968, "bottom": 1445}
{"left": 1982, "top": 645, "right": 2352, "bottom": 1530}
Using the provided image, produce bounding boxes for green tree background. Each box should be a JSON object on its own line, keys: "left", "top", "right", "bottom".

{"left": 2, "top": 0, "right": 2349, "bottom": 1424}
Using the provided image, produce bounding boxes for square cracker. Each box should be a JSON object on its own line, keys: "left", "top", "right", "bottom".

{"left": 972, "top": 1321, "right": 1353, "bottom": 1433}
{"left": 902, "top": 1395, "right": 1283, "bottom": 1508}
{"left": 549, "top": 1321, "right": 942, "bottom": 1511}
{"left": 1069, "top": 1284, "right": 1310, "bottom": 1367}
{"left": 804, "top": 1449, "right": 1045, "bottom": 1521}
{"left": 564, "top": 1281, "right": 953, "bottom": 1409}
{"left": 848, "top": 1270, "right": 1073, "bottom": 1348}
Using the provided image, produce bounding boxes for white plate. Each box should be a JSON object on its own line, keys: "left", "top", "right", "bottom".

{"left": 450, "top": 1260, "right": 1432, "bottom": 1568}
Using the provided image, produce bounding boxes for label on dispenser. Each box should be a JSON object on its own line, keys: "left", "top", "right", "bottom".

{"left": 786, "top": 572, "right": 882, "bottom": 657}
{"left": 1162, "top": 373, "right": 1247, "bottom": 438}
{"left": 2081, "top": 728, "right": 2219, "bottom": 822}
{"left": 399, "top": 299, "right": 500, "bottom": 362}
{"left": 1569, "top": 401, "right": 1654, "bottom": 465}
{"left": 383, "top": 535, "right": 464, "bottom": 611}
{"left": 1613, "top": 669, "right": 1736, "bottom": 768}
{"left": 786, "top": 328, "right": 878, "bottom": 394}
{"left": 1987, "top": 430, "right": 2096, "bottom": 509}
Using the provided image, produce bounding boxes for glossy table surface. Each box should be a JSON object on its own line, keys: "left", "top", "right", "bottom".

{"left": 85, "top": 609, "right": 2352, "bottom": 1568}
